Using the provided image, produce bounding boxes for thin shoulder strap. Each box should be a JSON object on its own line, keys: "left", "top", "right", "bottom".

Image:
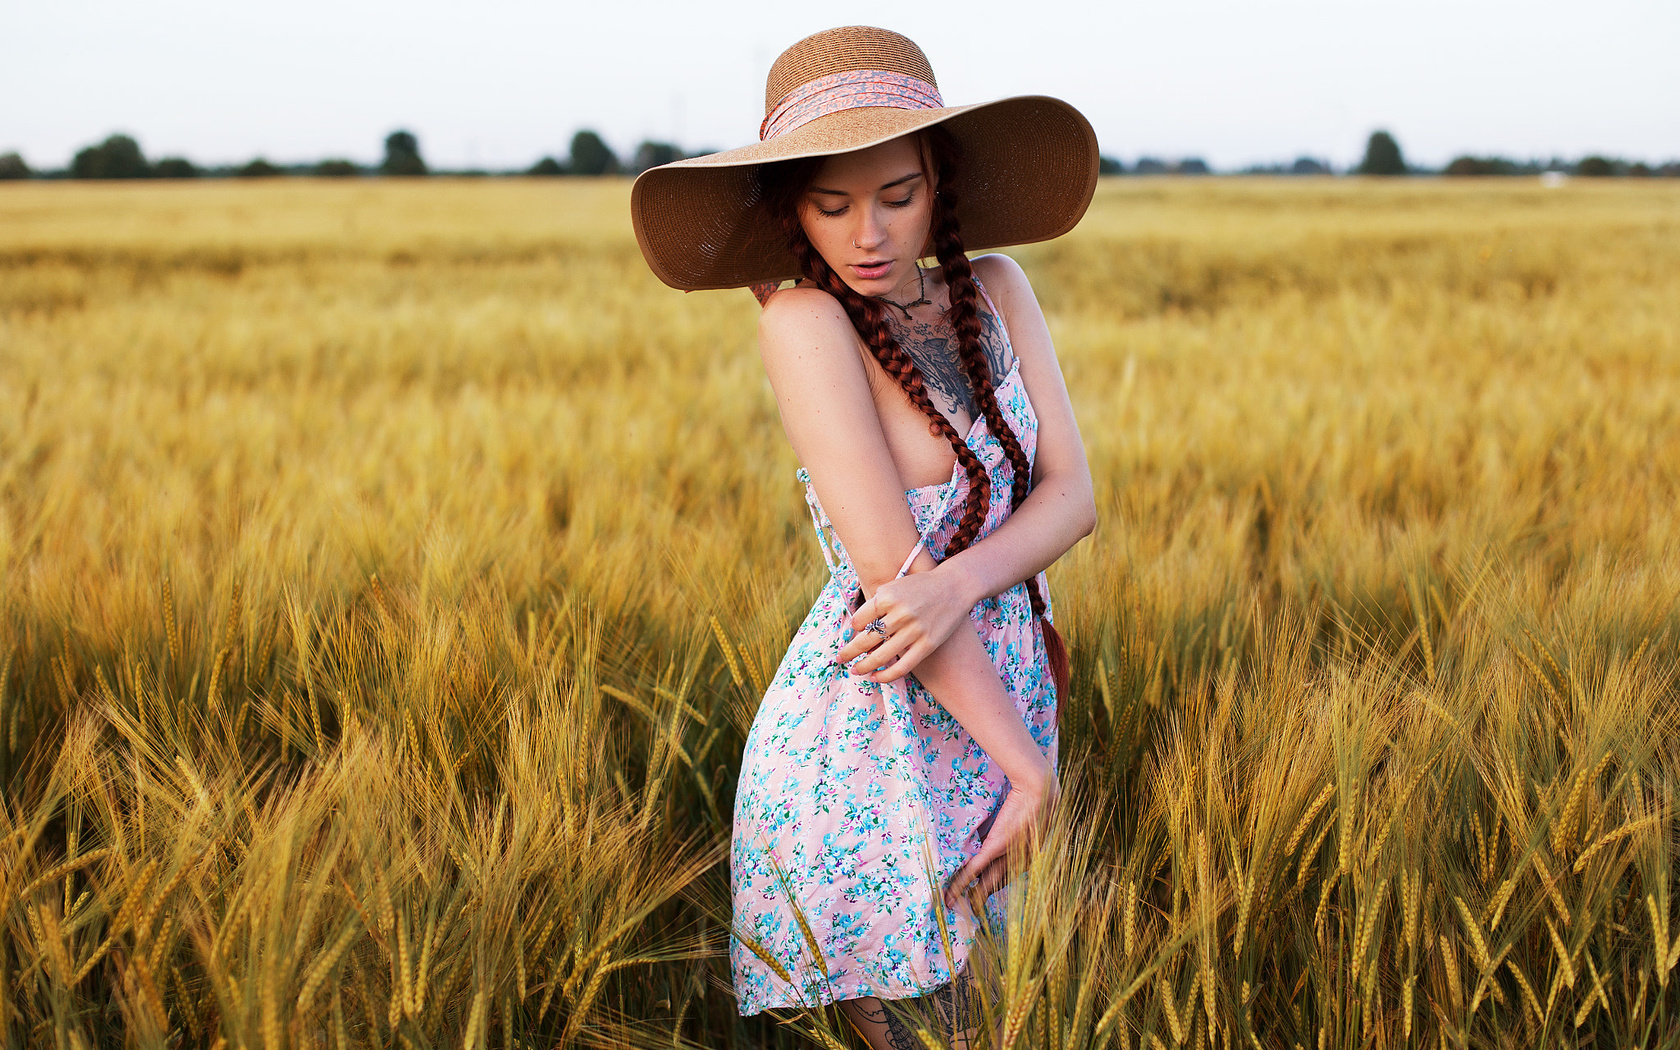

{"left": 971, "top": 273, "right": 1010, "bottom": 342}
{"left": 806, "top": 470, "right": 926, "bottom": 583}
{"left": 895, "top": 538, "right": 924, "bottom": 580}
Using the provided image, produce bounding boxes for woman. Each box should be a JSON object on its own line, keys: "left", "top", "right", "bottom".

{"left": 631, "top": 25, "right": 1098, "bottom": 1046}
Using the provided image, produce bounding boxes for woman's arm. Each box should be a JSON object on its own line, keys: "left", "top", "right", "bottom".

{"left": 839, "top": 253, "right": 1096, "bottom": 680}
{"left": 939, "top": 252, "right": 1096, "bottom": 598}
{"left": 757, "top": 286, "right": 1053, "bottom": 810}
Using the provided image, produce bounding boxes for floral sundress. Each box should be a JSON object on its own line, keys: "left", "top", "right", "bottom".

{"left": 731, "top": 282, "right": 1058, "bottom": 1015}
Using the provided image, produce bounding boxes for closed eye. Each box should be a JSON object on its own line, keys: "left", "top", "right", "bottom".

{"left": 811, "top": 193, "right": 916, "bottom": 218}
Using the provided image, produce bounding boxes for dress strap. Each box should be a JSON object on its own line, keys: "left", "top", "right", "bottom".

{"left": 971, "top": 274, "right": 1010, "bottom": 343}
{"left": 895, "top": 538, "right": 924, "bottom": 580}
{"left": 798, "top": 469, "right": 842, "bottom": 577}
{"left": 801, "top": 468, "right": 926, "bottom": 585}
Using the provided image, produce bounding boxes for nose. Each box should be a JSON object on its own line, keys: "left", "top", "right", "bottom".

{"left": 852, "top": 206, "right": 887, "bottom": 252}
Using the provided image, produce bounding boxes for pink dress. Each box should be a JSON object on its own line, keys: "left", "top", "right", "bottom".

{"left": 730, "top": 285, "right": 1058, "bottom": 1014}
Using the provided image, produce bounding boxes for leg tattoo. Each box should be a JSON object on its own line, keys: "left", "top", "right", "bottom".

{"left": 840, "top": 971, "right": 977, "bottom": 1050}
{"left": 842, "top": 997, "right": 923, "bottom": 1050}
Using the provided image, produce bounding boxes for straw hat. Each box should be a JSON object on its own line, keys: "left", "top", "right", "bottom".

{"left": 630, "top": 26, "right": 1099, "bottom": 291}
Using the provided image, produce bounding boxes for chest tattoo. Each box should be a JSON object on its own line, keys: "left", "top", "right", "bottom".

{"left": 889, "top": 309, "right": 1013, "bottom": 423}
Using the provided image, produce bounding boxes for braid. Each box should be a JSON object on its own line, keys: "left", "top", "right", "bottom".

{"left": 757, "top": 137, "right": 1068, "bottom": 697}
{"left": 775, "top": 203, "right": 991, "bottom": 556}
{"left": 926, "top": 139, "right": 1051, "bottom": 622}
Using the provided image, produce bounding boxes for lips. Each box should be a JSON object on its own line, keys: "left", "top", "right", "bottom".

{"left": 851, "top": 260, "right": 892, "bottom": 281}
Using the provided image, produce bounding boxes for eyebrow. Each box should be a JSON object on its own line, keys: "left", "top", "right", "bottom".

{"left": 808, "top": 171, "right": 924, "bottom": 197}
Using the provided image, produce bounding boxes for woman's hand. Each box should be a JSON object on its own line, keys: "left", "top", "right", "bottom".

{"left": 836, "top": 562, "right": 978, "bottom": 682}
{"left": 944, "top": 770, "right": 1058, "bottom": 910}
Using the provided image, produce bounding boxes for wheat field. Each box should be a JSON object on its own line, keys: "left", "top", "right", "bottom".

{"left": 1, "top": 176, "right": 1678, "bottom": 1048}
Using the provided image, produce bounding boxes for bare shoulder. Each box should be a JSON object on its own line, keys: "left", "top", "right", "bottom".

{"left": 971, "top": 252, "right": 1039, "bottom": 301}
{"left": 758, "top": 285, "right": 848, "bottom": 341}
{"left": 970, "top": 253, "right": 1045, "bottom": 323}
{"left": 755, "top": 285, "right": 868, "bottom": 386}
{"left": 970, "top": 253, "right": 1053, "bottom": 359}
{"left": 970, "top": 251, "right": 1031, "bottom": 292}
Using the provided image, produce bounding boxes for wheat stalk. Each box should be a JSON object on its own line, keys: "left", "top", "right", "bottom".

{"left": 297, "top": 920, "right": 361, "bottom": 1014}
{"left": 1284, "top": 785, "right": 1335, "bottom": 861}
{"left": 1552, "top": 765, "right": 1591, "bottom": 855}
{"left": 1439, "top": 935, "right": 1463, "bottom": 1013}
{"left": 1575, "top": 955, "right": 1611, "bottom": 1027}
{"left": 1574, "top": 812, "right": 1662, "bottom": 873}
{"left": 1507, "top": 956, "right": 1544, "bottom": 1024}
{"left": 1124, "top": 881, "right": 1138, "bottom": 959}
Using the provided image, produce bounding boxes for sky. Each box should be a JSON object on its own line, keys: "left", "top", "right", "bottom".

{"left": 3, "top": 0, "right": 1676, "bottom": 172}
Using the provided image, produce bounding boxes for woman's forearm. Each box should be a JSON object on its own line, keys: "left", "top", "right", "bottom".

{"left": 935, "top": 469, "right": 1095, "bottom": 607}
{"left": 885, "top": 619, "right": 1052, "bottom": 793}
{"left": 837, "top": 470, "right": 1093, "bottom": 682}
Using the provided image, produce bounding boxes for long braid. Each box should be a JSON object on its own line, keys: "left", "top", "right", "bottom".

{"left": 926, "top": 140, "right": 1051, "bottom": 622}
{"left": 779, "top": 213, "right": 992, "bottom": 556}
{"left": 924, "top": 131, "right": 1068, "bottom": 696}
{"left": 759, "top": 140, "right": 1069, "bottom": 696}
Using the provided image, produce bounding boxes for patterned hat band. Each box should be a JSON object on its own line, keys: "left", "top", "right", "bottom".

{"left": 760, "top": 69, "right": 945, "bottom": 141}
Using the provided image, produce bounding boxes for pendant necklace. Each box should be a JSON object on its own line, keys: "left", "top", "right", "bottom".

{"left": 875, "top": 263, "right": 932, "bottom": 318}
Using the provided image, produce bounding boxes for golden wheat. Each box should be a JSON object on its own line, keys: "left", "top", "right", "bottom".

{"left": 2, "top": 176, "right": 1679, "bottom": 1047}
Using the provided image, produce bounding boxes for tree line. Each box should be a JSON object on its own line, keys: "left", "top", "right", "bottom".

{"left": 1, "top": 128, "right": 1674, "bottom": 181}
{"left": 1347, "top": 130, "right": 1679, "bottom": 178}
{"left": 0, "top": 130, "right": 684, "bottom": 181}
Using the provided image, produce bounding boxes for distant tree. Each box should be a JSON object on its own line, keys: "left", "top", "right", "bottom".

{"left": 236, "top": 158, "right": 282, "bottom": 178}
{"left": 1133, "top": 157, "right": 1168, "bottom": 175}
{"left": 0, "top": 152, "right": 30, "bottom": 180}
{"left": 154, "top": 157, "right": 200, "bottom": 179}
{"left": 1098, "top": 155, "right": 1124, "bottom": 175}
{"left": 315, "top": 159, "right": 360, "bottom": 177}
{"left": 569, "top": 131, "right": 619, "bottom": 176}
{"left": 1290, "top": 157, "right": 1329, "bottom": 175}
{"left": 1173, "top": 158, "right": 1210, "bottom": 175}
{"left": 382, "top": 131, "right": 428, "bottom": 176}
{"left": 71, "top": 134, "right": 151, "bottom": 179}
{"left": 1357, "top": 130, "right": 1406, "bottom": 175}
{"left": 1629, "top": 162, "right": 1653, "bottom": 177}
{"left": 1575, "top": 156, "right": 1614, "bottom": 177}
{"left": 630, "top": 141, "right": 680, "bottom": 174}
{"left": 527, "top": 156, "right": 565, "bottom": 176}
{"left": 1660, "top": 162, "right": 1680, "bottom": 177}
{"left": 1445, "top": 155, "right": 1518, "bottom": 177}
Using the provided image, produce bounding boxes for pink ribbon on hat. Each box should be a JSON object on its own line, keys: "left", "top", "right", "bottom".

{"left": 760, "top": 69, "right": 945, "bottom": 141}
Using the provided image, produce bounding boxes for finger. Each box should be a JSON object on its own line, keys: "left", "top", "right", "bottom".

{"left": 848, "top": 628, "right": 912, "bottom": 677}
{"left": 834, "top": 623, "right": 884, "bottom": 665}
{"left": 971, "top": 856, "right": 1012, "bottom": 901}
{"left": 846, "top": 596, "right": 879, "bottom": 639}
{"left": 836, "top": 598, "right": 889, "bottom": 664}
{"left": 945, "top": 839, "right": 1006, "bottom": 908}
{"left": 862, "top": 638, "right": 930, "bottom": 683}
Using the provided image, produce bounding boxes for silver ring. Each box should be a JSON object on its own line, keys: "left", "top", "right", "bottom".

{"left": 865, "top": 618, "right": 888, "bottom": 637}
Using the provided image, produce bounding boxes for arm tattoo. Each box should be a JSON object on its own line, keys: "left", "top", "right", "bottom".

{"left": 890, "top": 309, "right": 1013, "bottom": 423}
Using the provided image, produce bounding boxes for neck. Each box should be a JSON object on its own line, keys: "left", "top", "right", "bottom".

{"left": 876, "top": 262, "right": 936, "bottom": 318}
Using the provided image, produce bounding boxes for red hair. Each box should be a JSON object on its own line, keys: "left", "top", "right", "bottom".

{"left": 760, "top": 128, "right": 1069, "bottom": 699}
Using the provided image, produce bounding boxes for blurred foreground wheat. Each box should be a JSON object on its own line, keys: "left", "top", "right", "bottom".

{"left": 1, "top": 177, "right": 1678, "bottom": 1048}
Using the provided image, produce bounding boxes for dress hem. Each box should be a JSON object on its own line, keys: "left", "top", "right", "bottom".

{"left": 735, "top": 968, "right": 971, "bottom": 1018}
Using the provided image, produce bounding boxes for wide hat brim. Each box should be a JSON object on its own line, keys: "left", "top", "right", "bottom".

{"left": 630, "top": 95, "right": 1099, "bottom": 291}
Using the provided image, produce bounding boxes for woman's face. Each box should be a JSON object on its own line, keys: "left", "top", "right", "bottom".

{"left": 799, "top": 136, "right": 936, "bottom": 303}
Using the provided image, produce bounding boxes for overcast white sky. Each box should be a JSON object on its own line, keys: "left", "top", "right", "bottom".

{"left": 3, "top": 0, "right": 1676, "bottom": 171}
